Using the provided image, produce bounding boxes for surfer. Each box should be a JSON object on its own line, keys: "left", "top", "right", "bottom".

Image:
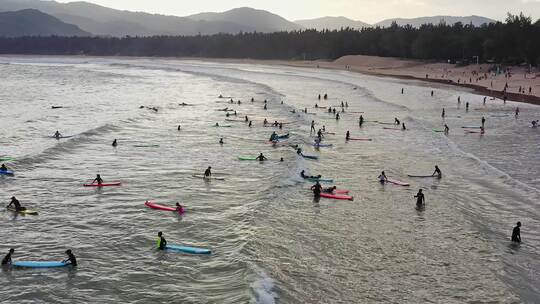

{"left": 1, "top": 248, "right": 14, "bottom": 265}
{"left": 378, "top": 171, "right": 387, "bottom": 183}
{"left": 311, "top": 120, "right": 315, "bottom": 133}
{"left": 515, "top": 107, "right": 519, "bottom": 117}
{"left": 270, "top": 131, "right": 278, "bottom": 142}
{"left": 7, "top": 196, "right": 26, "bottom": 212}
{"left": 317, "top": 129, "right": 323, "bottom": 140}
{"left": 444, "top": 124, "right": 450, "bottom": 133}
{"left": 432, "top": 165, "right": 442, "bottom": 178}
{"left": 359, "top": 115, "right": 364, "bottom": 127}
{"left": 219, "top": 138, "right": 224, "bottom": 145}
{"left": 215, "top": 123, "right": 219, "bottom": 127}
{"left": 248, "top": 121, "right": 252, "bottom": 127}
{"left": 324, "top": 94, "right": 327, "bottom": 100}
{"left": 466, "top": 102, "right": 469, "bottom": 112}
{"left": 1, "top": 164, "right": 8, "bottom": 171}
{"left": 157, "top": 232, "right": 167, "bottom": 250}
{"left": 346, "top": 131, "right": 350, "bottom": 140}
{"left": 263, "top": 119, "right": 268, "bottom": 125}
{"left": 441, "top": 108, "right": 445, "bottom": 118}
{"left": 318, "top": 94, "right": 321, "bottom": 100}
{"left": 402, "top": 123, "right": 406, "bottom": 130}
{"left": 511, "top": 222, "right": 521, "bottom": 243}
{"left": 395, "top": 118, "right": 400, "bottom": 125}
{"left": 256, "top": 153, "right": 267, "bottom": 161}
{"left": 311, "top": 181, "right": 322, "bottom": 197}
{"left": 481, "top": 116, "right": 486, "bottom": 127}
{"left": 401, "top": 88, "right": 404, "bottom": 94}
{"left": 175, "top": 203, "right": 184, "bottom": 214}
{"left": 63, "top": 249, "right": 77, "bottom": 267}
{"left": 54, "top": 130, "right": 62, "bottom": 138}
{"left": 92, "top": 174, "right": 103, "bottom": 185}
{"left": 414, "top": 189, "right": 425, "bottom": 207}
{"left": 322, "top": 186, "right": 337, "bottom": 193}
{"left": 177, "top": 125, "right": 181, "bottom": 131}
{"left": 336, "top": 113, "right": 340, "bottom": 120}
{"left": 296, "top": 148, "right": 302, "bottom": 155}
{"left": 112, "top": 139, "right": 117, "bottom": 147}
{"left": 532, "top": 120, "right": 539, "bottom": 127}
{"left": 245, "top": 116, "right": 249, "bottom": 122}
{"left": 204, "top": 166, "right": 212, "bottom": 177}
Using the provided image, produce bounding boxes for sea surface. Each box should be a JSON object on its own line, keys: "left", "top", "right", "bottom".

{"left": 1, "top": 56, "right": 539, "bottom": 303}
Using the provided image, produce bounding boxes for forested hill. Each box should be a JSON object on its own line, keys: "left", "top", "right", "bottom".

{"left": 0, "top": 13, "right": 538, "bottom": 66}
{"left": 0, "top": 9, "right": 89, "bottom": 37}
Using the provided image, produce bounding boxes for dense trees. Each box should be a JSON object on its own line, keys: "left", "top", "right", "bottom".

{"left": 0, "top": 13, "right": 538, "bottom": 65}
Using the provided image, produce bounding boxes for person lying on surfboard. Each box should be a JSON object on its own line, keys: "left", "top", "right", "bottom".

{"left": 7, "top": 196, "right": 26, "bottom": 212}
{"left": 300, "top": 170, "right": 321, "bottom": 179}
{"left": 432, "top": 166, "right": 442, "bottom": 178}
{"left": 91, "top": 174, "right": 103, "bottom": 185}
{"left": 322, "top": 186, "right": 337, "bottom": 193}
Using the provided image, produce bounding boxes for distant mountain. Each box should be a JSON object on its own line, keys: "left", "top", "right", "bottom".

{"left": 188, "top": 7, "right": 303, "bottom": 32}
{"left": 376, "top": 15, "right": 496, "bottom": 28}
{"left": 295, "top": 16, "right": 371, "bottom": 30}
{"left": 0, "top": 9, "right": 89, "bottom": 37}
{"left": 0, "top": 1, "right": 301, "bottom": 36}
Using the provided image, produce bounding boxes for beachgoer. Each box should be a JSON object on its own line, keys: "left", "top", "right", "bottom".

{"left": 414, "top": 189, "right": 425, "bottom": 207}
{"left": 378, "top": 171, "right": 387, "bottom": 183}
{"left": 175, "top": 203, "right": 184, "bottom": 214}
{"left": 7, "top": 196, "right": 26, "bottom": 211}
{"left": 157, "top": 232, "right": 167, "bottom": 250}
{"left": 256, "top": 153, "right": 267, "bottom": 161}
{"left": 63, "top": 249, "right": 77, "bottom": 266}
{"left": 511, "top": 222, "right": 521, "bottom": 243}
{"left": 2, "top": 248, "right": 15, "bottom": 265}
{"left": 432, "top": 165, "right": 442, "bottom": 178}
{"left": 92, "top": 174, "right": 103, "bottom": 185}
{"left": 311, "top": 182, "right": 322, "bottom": 197}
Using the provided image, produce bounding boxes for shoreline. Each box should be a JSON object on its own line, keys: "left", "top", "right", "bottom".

{"left": 2, "top": 54, "right": 539, "bottom": 106}
{"left": 180, "top": 56, "right": 540, "bottom": 106}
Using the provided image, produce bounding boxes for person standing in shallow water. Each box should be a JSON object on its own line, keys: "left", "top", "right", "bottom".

{"left": 414, "top": 189, "right": 425, "bottom": 207}
{"left": 512, "top": 222, "right": 521, "bottom": 243}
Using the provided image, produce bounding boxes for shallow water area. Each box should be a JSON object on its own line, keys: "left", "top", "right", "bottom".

{"left": 1, "top": 56, "right": 539, "bottom": 303}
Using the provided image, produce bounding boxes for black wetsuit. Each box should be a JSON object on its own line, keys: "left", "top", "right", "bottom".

{"left": 7, "top": 198, "right": 24, "bottom": 211}
{"left": 1, "top": 252, "right": 12, "bottom": 265}
{"left": 64, "top": 253, "right": 77, "bottom": 266}
{"left": 311, "top": 183, "right": 322, "bottom": 197}
{"left": 204, "top": 168, "right": 211, "bottom": 177}
{"left": 415, "top": 192, "right": 425, "bottom": 206}
{"left": 512, "top": 226, "right": 521, "bottom": 243}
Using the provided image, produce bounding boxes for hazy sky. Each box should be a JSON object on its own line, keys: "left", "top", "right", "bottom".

{"left": 56, "top": 0, "right": 540, "bottom": 23}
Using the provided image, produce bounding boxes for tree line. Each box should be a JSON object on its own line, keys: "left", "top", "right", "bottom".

{"left": 0, "top": 13, "right": 538, "bottom": 65}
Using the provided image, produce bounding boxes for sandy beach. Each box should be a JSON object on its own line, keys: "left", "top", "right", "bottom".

{"left": 202, "top": 55, "right": 540, "bottom": 106}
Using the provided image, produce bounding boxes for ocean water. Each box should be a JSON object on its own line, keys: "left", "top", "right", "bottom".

{"left": 0, "top": 56, "right": 539, "bottom": 303}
